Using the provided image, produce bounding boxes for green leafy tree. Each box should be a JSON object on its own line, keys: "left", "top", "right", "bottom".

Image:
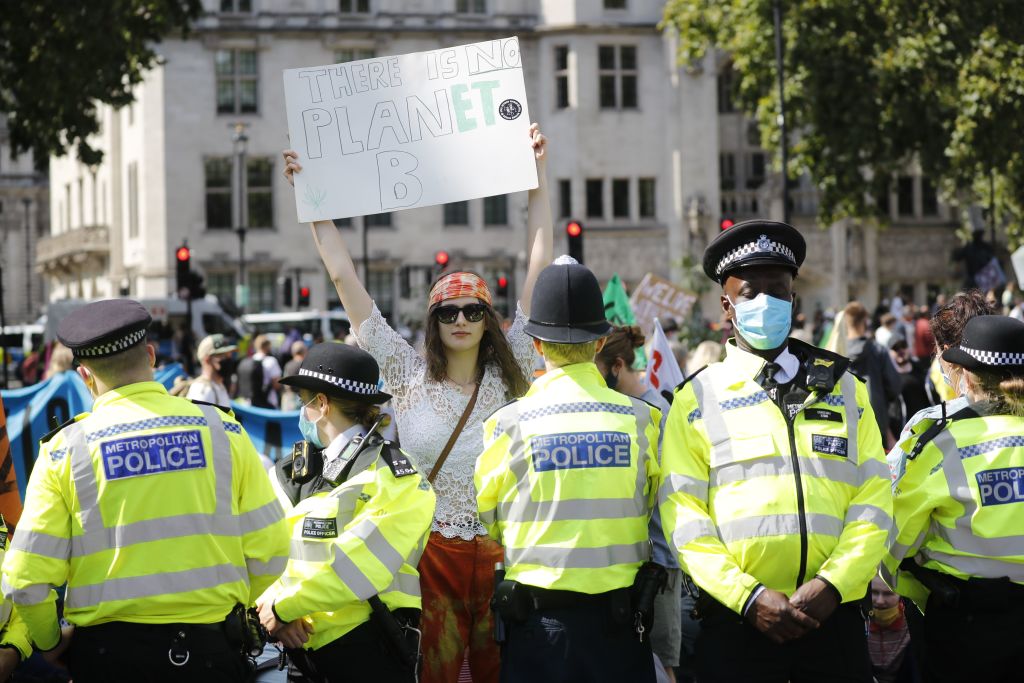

{"left": 0, "top": 0, "right": 201, "bottom": 166}
{"left": 662, "top": 0, "right": 1024, "bottom": 245}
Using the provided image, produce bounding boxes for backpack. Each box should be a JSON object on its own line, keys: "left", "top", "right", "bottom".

{"left": 236, "top": 355, "right": 270, "bottom": 408}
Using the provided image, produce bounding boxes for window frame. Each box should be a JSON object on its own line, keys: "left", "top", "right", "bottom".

{"left": 585, "top": 178, "right": 604, "bottom": 219}
{"left": 338, "top": 0, "right": 370, "bottom": 13}
{"left": 443, "top": 201, "right": 470, "bottom": 227}
{"left": 598, "top": 45, "right": 638, "bottom": 110}
{"left": 215, "top": 49, "right": 259, "bottom": 115}
{"left": 638, "top": 178, "right": 656, "bottom": 219}
{"left": 554, "top": 45, "right": 570, "bottom": 109}
{"left": 484, "top": 195, "right": 508, "bottom": 226}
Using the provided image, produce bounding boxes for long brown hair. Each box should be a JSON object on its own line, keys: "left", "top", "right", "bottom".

{"left": 424, "top": 273, "right": 530, "bottom": 398}
{"left": 596, "top": 325, "right": 645, "bottom": 369}
{"left": 972, "top": 369, "right": 1024, "bottom": 418}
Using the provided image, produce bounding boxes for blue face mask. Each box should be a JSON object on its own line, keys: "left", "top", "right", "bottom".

{"left": 299, "top": 397, "right": 325, "bottom": 448}
{"left": 729, "top": 293, "right": 793, "bottom": 350}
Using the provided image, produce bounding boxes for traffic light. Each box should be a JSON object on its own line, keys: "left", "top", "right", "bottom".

{"left": 175, "top": 243, "right": 190, "bottom": 297}
{"left": 496, "top": 275, "right": 509, "bottom": 298}
{"left": 434, "top": 250, "right": 450, "bottom": 276}
{"left": 282, "top": 276, "right": 293, "bottom": 307}
{"left": 187, "top": 270, "right": 206, "bottom": 300}
{"left": 720, "top": 217, "right": 735, "bottom": 231}
{"left": 566, "top": 220, "right": 584, "bottom": 263}
{"left": 298, "top": 285, "right": 311, "bottom": 307}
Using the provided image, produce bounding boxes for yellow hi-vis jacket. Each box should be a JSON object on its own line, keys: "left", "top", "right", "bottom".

{"left": 883, "top": 408, "right": 1024, "bottom": 608}
{"left": 1, "top": 381, "right": 290, "bottom": 650}
{"left": 475, "top": 362, "right": 662, "bottom": 593}
{"left": 0, "top": 518, "right": 30, "bottom": 662}
{"left": 660, "top": 341, "right": 892, "bottom": 614}
{"left": 265, "top": 439, "right": 435, "bottom": 651}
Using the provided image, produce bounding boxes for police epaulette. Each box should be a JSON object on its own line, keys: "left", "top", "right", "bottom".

{"left": 675, "top": 365, "right": 708, "bottom": 393}
{"left": 39, "top": 416, "right": 78, "bottom": 445}
{"left": 379, "top": 445, "right": 417, "bottom": 478}
{"left": 189, "top": 399, "right": 233, "bottom": 415}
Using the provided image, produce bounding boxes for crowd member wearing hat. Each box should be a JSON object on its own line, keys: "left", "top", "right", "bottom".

{"left": 186, "top": 333, "right": 238, "bottom": 408}
{"left": 882, "top": 315, "right": 1024, "bottom": 682}
{"left": 255, "top": 342, "right": 435, "bottom": 682}
{"left": 284, "top": 125, "right": 550, "bottom": 683}
{"left": 660, "top": 220, "right": 891, "bottom": 682}
{"left": 2, "top": 299, "right": 289, "bottom": 682}
{"left": 476, "top": 257, "right": 662, "bottom": 683}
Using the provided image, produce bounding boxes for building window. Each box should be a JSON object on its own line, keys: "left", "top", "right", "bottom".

{"left": 720, "top": 153, "right": 736, "bottom": 190}
{"left": 558, "top": 179, "right": 572, "bottom": 218}
{"left": 746, "top": 153, "right": 766, "bottom": 189}
{"left": 215, "top": 49, "right": 258, "bottom": 115}
{"left": 220, "top": 0, "right": 251, "bottom": 11}
{"left": 603, "top": 0, "right": 627, "bottom": 7}
{"left": 333, "top": 217, "right": 353, "bottom": 229}
{"left": 586, "top": 179, "right": 604, "bottom": 218}
{"left": 598, "top": 45, "right": 638, "bottom": 109}
{"left": 367, "top": 268, "right": 394, "bottom": 319}
{"left": 128, "top": 162, "right": 139, "bottom": 237}
{"left": 922, "top": 177, "right": 939, "bottom": 216}
{"left": 335, "top": 48, "right": 375, "bottom": 63}
{"left": 717, "top": 63, "right": 736, "bottom": 114}
{"left": 365, "top": 212, "right": 392, "bottom": 227}
{"left": 207, "top": 272, "right": 236, "bottom": 305}
{"left": 444, "top": 201, "right": 469, "bottom": 226}
{"left": 248, "top": 271, "right": 277, "bottom": 312}
{"left": 247, "top": 158, "right": 273, "bottom": 228}
{"left": 339, "top": 0, "right": 370, "bottom": 12}
{"left": 639, "top": 178, "right": 656, "bottom": 218}
{"left": 746, "top": 121, "right": 761, "bottom": 147}
{"left": 897, "top": 176, "right": 914, "bottom": 216}
{"left": 456, "top": 0, "right": 486, "bottom": 13}
{"left": 612, "top": 179, "right": 630, "bottom": 218}
{"left": 554, "top": 46, "right": 570, "bottom": 109}
{"left": 484, "top": 195, "right": 508, "bottom": 225}
{"left": 205, "top": 158, "right": 232, "bottom": 229}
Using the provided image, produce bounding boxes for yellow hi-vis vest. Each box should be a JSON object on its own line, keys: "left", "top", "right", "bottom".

{"left": 475, "top": 362, "right": 662, "bottom": 593}
{"left": 1, "top": 381, "right": 290, "bottom": 650}
{"left": 0, "top": 518, "right": 30, "bottom": 661}
{"left": 266, "top": 441, "right": 435, "bottom": 651}
{"left": 660, "top": 342, "right": 892, "bottom": 614}
{"left": 883, "top": 410, "right": 1024, "bottom": 608}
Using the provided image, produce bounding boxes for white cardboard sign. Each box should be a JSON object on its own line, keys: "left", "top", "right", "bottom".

{"left": 283, "top": 36, "right": 537, "bottom": 223}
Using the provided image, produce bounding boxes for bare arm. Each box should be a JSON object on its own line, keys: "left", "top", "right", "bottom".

{"left": 283, "top": 150, "right": 374, "bottom": 330}
{"left": 519, "top": 123, "right": 552, "bottom": 316}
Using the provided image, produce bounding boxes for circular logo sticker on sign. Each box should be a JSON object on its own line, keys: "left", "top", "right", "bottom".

{"left": 499, "top": 99, "right": 522, "bottom": 121}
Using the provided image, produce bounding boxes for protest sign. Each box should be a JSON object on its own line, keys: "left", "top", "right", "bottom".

{"left": 647, "top": 319, "right": 685, "bottom": 406}
{"left": 629, "top": 274, "right": 697, "bottom": 338}
{"left": 283, "top": 37, "right": 538, "bottom": 222}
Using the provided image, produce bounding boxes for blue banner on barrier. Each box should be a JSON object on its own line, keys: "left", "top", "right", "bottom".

{"left": 2, "top": 369, "right": 299, "bottom": 499}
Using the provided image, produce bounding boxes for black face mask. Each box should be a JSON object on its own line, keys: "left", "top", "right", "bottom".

{"left": 214, "top": 357, "right": 237, "bottom": 378}
{"left": 603, "top": 368, "right": 619, "bottom": 391}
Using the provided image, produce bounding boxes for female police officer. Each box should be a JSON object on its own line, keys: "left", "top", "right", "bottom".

{"left": 884, "top": 315, "right": 1024, "bottom": 683}
{"left": 256, "top": 342, "right": 435, "bottom": 682}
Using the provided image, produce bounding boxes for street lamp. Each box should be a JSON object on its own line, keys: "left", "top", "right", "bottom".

{"left": 231, "top": 122, "right": 249, "bottom": 311}
{"left": 22, "top": 198, "right": 32, "bottom": 319}
{"left": 772, "top": 0, "right": 791, "bottom": 224}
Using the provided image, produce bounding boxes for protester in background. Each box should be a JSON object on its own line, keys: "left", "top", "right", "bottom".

{"left": 283, "top": 124, "right": 551, "bottom": 683}
{"left": 912, "top": 307, "right": 935, "bottom": 360}
{"left": 596, "top": 325, "right": 682, "bottom": 683}
{"left": 875, "top": 313, "right": 898, "bottom": 348}
{"left": 899, "top": 306, "right": 916, "bottom": 357}
{"left": 42, "top": 342, "right": 74, "bottom": 380}
{"left": 251, "top": 335, "right": 282, "bottom": 408}
{"left": 686, "top": 340, "right": 723, "bottom": 376}
{"left": 845, "top": 301, "right": 901, "bottom": 445}
{"left": 789, "top": 312, "right": 813, "bottom": 344}
{"left": 236, "top": 335, "right": 281, "bottom": 408}
{"left": 887, "top": 335, "right": 930, "bottom": 441}
{"left": 280, "top": 340, "right": 307, "bottom": 411}
{"left": 867, "top": 577, "right": 916, "bottom": 683}
{"left": 185, "top": 334, "right": 237, "bottom": 408}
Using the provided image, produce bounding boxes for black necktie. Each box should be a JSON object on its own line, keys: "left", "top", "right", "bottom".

{"left": 763, "top": 362, "right": 782, "bottom": 390}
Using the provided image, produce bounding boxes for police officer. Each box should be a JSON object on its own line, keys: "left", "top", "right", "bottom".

{"left": 475, "top": 256, "right": 662, "bottom": 683}
{"left": 884, "top": 315, "right": 1024, "bottom": 683}
{"left": 1, "top": 299, "right": 290, "bottom": 682}
{"left": 256, "top": 342, "right": 435, "bottom": 683}
{"left": 0, "top": 515, "right": 31, "bottom": 681}
{"left": 660, "top": 221, "right": 892, "bottom": 682}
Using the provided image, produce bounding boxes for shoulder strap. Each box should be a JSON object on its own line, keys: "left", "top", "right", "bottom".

{"left": 428, "top": 381, "right": 480, "bottom": 484}
{"left": 908, "top": 401, "right": 960, "bottom": 461}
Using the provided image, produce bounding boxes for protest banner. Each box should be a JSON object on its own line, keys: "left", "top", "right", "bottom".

{"left": 647, "top": 318, "right": 685, "bottom": 406}
{"left": 283, "top": 37, "right": 537, "bottom": 222}
{"left": 629, "top": 273, "right": 697, "bottom": 339}
{"left": 0, "top": 399, "right": 23, "bottom": 527}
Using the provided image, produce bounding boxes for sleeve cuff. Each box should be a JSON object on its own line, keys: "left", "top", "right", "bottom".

{"left": 0, "top": 643, "right": 23, "bottom": 662}
{"left": 815, "top": 574, "right": 844, "bottom": 604}
{"left": 32, "top": 625, "right": 61, "bottom": 653}
{"left": 741, "top": 584, "right": 766, "bottom": 616}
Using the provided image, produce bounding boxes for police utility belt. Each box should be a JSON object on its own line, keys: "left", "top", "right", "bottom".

{"left": 492, "top": 562, "right": 666, "bottom": 643}
{"left": 899, "top": 559, "right": 1024, "bottom": 610}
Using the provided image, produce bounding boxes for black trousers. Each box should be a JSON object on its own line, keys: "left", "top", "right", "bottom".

{"left": 501, "top": 603, "right": 655, "bottom": 683}
{"left": 922, "top": 590, "right": 1024, "bottom": 683}
{"left": 693, "top": 600, "right": 872, "bottom": 683}
{"left": 67, "top": 621, "right": 248, "bottom": 683}
{"left": 289, "top": 617, "right": 413, "bottom": 683}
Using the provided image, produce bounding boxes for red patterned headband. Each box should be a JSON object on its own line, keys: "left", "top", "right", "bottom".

{"left": 429, "top": 272, "right": 492, "bottom": 308}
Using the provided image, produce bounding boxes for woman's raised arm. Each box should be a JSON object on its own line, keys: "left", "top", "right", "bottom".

{"left": 283, "top": 150, "right": 374, "bottom": 330}
{"left": 519, "top": 123, "right": 553, "bottom": 316}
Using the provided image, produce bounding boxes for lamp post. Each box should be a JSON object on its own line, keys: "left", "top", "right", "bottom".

{"left": 0, "top": 204, "right": 7, "bottom": 389}
{"left": 231, "top": 123, "right": 250, "bottom": 311}
{"left": 773, "top": 0, "right": 791, "bottom": 224}
{"left": 22, "top": 198, "right": 32, "bottom": 319}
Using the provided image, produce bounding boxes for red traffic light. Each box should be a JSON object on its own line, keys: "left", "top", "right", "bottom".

{"left": 497, "top": 276, "right": 508, "bottom": 289}
{"left": 566, "top": 221, "right": 582, "bottom": 237}
{"left": 299, "top": 286, "right": 310, "bottom": 297}
{"left": 435, "top": 250, "right": 450, "bottom": 267}
{"left": 176, "top": 246, "right": 191, "bottom": 262}
{"left": 720, "top": 218, "right": 735, "bottom": 231}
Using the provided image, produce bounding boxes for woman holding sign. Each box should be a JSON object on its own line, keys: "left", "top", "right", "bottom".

{"left": 283, "top": 123, "right": 550, "bottom": 683}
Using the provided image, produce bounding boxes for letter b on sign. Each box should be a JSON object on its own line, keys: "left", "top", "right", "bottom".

{"left": 377, "top": 151, "right": 423, "bottom": 211}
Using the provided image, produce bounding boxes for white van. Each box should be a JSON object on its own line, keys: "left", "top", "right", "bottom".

{"left": 242, "top": 310, "right": 351, "bottom": 351}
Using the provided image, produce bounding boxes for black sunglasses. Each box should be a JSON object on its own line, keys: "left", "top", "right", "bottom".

{"left": 433, "top": 303, "right": 488, "bottom": 324}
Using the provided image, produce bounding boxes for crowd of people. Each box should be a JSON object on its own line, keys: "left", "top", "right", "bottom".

{"left": 0, "top": 124, "right": 1021, "bottom": 683}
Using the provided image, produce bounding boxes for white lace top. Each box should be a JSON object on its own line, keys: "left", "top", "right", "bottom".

{"left": 355, "top": 304, "right": 536, "bottom": 540}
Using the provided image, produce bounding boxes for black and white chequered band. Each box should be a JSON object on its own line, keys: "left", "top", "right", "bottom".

{"left": 715, "top": 234, "right": 797, "bottom": 277}
{"left": 960, "top": 346, "right": 1024, "bottom": 366}
{"left": 77, "top": 328, "right": 148, "bottom": 358}
{"left": 298, "top": 368, "right": 378, "bottom": 395}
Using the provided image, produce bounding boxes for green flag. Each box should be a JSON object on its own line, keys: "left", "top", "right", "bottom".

{"left": 603, "top": 274, "right": 635, "bottom": 326}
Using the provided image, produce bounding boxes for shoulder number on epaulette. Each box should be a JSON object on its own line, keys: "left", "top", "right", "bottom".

{"left": 381, "top": 447, "right": 417, "bottom": 478}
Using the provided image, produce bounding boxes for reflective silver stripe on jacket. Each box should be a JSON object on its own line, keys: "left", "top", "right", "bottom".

{"left": 919, "top": 549, "right": 1024, "bottom": 583}
{"left": 839, "top": 373, "right": 860, "bottom": 467}
{"left": 1, "top": 578, "right": 51, "bottom": 606}
{"left": 11, "top": 529, "right": 71, "bottom": 561}
{"left": 659, "top": 473, "right": 709, "bottom": 504}
{"left": 246, "top": 556, "right": 288, "bottom": 577}
{"left": 65, "top": 562, "right": 248, "bottom": 609}
{"left": 505, "top": 541, "right": 649, "bottom": 569}
{"left": 384, "top": 571, "right": 422, "bottom": 597}
{"left": 691, "top": 372, "right": 735, "bottom": 467}
{"left": 716, "top": 512, "right": 845, "bottom": 543}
